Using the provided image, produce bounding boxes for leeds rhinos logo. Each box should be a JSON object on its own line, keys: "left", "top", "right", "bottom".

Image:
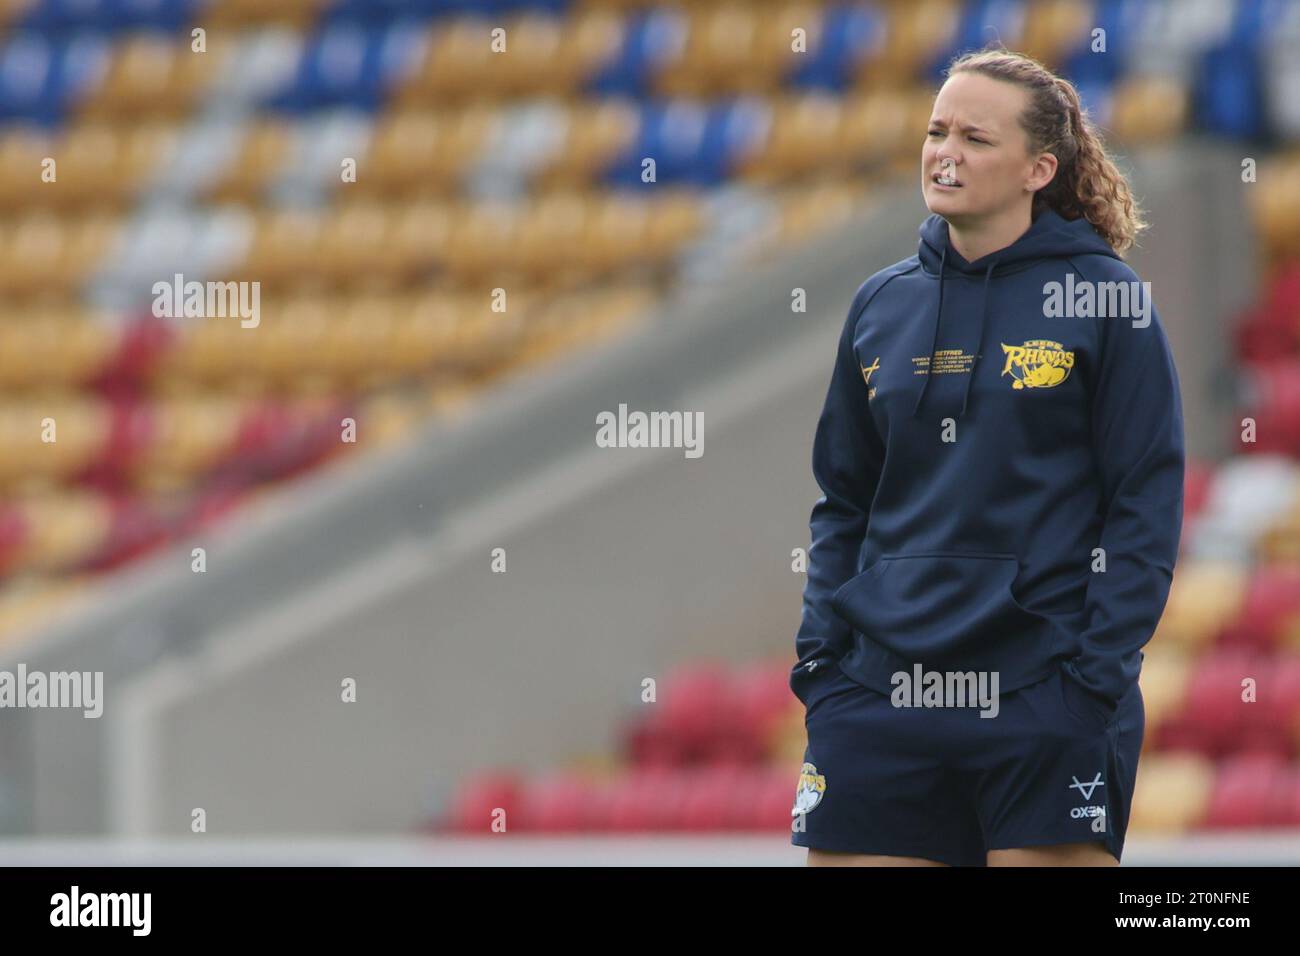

{"left": 1000, "top": 339, "right": 1075, "bottom": 389}
{"left": 792, "top": 761, "right": 826, "bottom": 815}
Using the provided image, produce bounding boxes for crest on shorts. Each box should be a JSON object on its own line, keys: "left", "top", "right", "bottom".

{"left": 792, "top": 761, "right": 826, "bottom": 815}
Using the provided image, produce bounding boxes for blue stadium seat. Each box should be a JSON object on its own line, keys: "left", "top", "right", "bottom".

{"left": 389, "top": 0, "right": 570, "bottom": 19}
{"left": 786, "top": 4, "right": 884, "bottom": 93}
{"left": 1054, "top": 0, "right": 1147, "bottom": 89}
{"left": 1194, "top": 40, "right": 1266, "bottom": 139}
{"left": 1228, "top": 0, "right": 1296, "bottom": 46}
{"left": 18, "top": 0, "right": 200, "bottom": 34}
{"left": 586, "top": 8, "right": 686, "bottom": 97}
{"left": 924, "top": 0, "right": 1029, "bottom": 83}
{"left": 264, "top": 20, "right": 423, "bottom": 114}
{"left": 605, "top": 97, "right": 767, "bottom": 188}
{"left": 0, "top": 33, "right": 109, "bottom": 126}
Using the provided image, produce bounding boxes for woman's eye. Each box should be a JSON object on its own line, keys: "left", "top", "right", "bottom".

{"left": 969, "top": 136, "right": 988, "bottom": 144}
{"left": 927, "top": 130, "right": 942, "bottom": 137}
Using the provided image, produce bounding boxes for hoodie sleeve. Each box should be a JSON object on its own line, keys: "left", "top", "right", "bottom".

{"left": 792, "top": 278, "right": 888, "bottom": 694}
{"left": 1065, "top": 274, "right": 1186, "bottom": 711}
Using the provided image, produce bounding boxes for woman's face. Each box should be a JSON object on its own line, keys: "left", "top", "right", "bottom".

{"left": 921, "top": 72, "right": 1051, "bottom": 226}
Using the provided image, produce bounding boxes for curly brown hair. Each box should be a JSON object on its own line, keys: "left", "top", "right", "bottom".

{"left": 947, "top": 49, "right": 1147, "bottom": 255}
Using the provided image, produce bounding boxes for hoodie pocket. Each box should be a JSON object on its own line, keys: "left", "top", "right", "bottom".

{"left": 829, "top": 551, "right": 1050, "bottom": 665}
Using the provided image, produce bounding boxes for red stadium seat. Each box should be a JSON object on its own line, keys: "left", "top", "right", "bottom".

{"left": 1204, "top": 754, "right": 1292, "bottom": 829}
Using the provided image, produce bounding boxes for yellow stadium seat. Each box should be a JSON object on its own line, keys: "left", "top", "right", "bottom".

{"left": 1110, "top": 76, "right": 1190, "bottom": 145}
{"left": 237, "top": 209, "right": 327, "bottom": 286}
{"left": 387, "top": 199, "right": 454, "bottom": 281}
{"left": 1137, "top": 644, "right": 1193, "bottom": 732}
{"left": 354, "top": 389, "right": 427, "bottom": 450}
{"left": 0, "top": 212, "right": 116, "bottom": 298}
{"left": 537, "top": 98, "right": 637, "bottom": 189}
{"left": 493, "top": 14, "right": 574, "bottom": 97}
{"left": 318, "top": 201, "right": 396, "bottom": 286}
{"left": 132, "top": 395, "right": 246, "bottom": 485}
{"left": 0, "top": 310, "right": 116, "bottom": 389}
{"left": 857, "top": 0, "right": 960, "bottom": 90}
{"left": 771, "top": 178, "right": 873, "bottom": 248}
{"left": 1019, "top": 0, "right": 1092, "bottom": 68}
{"left": 161, "top": 319, "right": 256, "bottom": 386}
{"left": 1129, "top": 752, "right": 1215, "bottom": 833}
{"left": 1249, "top": 153, "right": 1300, "bottom": 264}
{"left": 77, "top": 36, "right": 221, "bottom": 121}
{"left": 45, "top": 123, "right": 178, "bottom": 210}
{"left": 205, "top": 122, "right": 292, "bottom": 204}
{"left": 1154, "top": 561, "right": 1248, "bottom": 650}
{"left": 737, "top": 92, "right": 845, "bottom": 183}
{"left": 643, "top": 190, "right": 704, "bottom": 261}
{"left": 504, "top": 283, "right": 653, "bottom": 373}
{"left": 0, "top": 128, "right": 55, "bottom": 212}
{"left": 335, "top": 294, "right": 406, "bottom": 385}
{"left": 13, "top": 493, "right": 113, "bottom": 574}
{"left": 261, "top": 300, "right": 332, "bottom": 387}
{"left": 396, "top": 291, "right": 464, "bottom": 374}
{"left": 356, "top": 111, "right": 465, "bottom": 198}
{"left": 552, "top": 7, "right": 626, "bottom": 94}
{"left": 442, "top": 200, "right": 524, "bottom": 281}
{"left": 582, "top": 193, "right": 652, "bottom": 275}
{"left": 0, "top": 397, "right": 108, "bottom": 489}
{"left": 657, "top": 5, "right": 781, "bottom": 97}
{"left": 839, "top": 88, "right": 932, "bottom": 168}
{"left": 399, "top": 17, "right": 504, "bottom": 103}
{"left": 0, "top": 216, "right": 63, "bottom": 296}
{"left": 515, "top": 191, "right": 595, "bottom": 278}
{"left": 201, "top": 0, "right": 327, "bottom": 27}
{"left": 1259, "top": 483, "right": 1300, "bottom": 564}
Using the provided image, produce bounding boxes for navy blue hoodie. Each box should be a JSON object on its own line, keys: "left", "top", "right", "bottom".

{"left": 790, "top": 208, "right": 1184, "bottom": 719}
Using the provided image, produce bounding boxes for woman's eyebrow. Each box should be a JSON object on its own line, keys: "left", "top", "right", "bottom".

{"left": 927, "top": 119, "right": 995, "bottom": 135}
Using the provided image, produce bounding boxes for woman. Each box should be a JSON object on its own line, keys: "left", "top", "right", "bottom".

{"left": 788, "top": 49, "right": 1184, "bottom": 867}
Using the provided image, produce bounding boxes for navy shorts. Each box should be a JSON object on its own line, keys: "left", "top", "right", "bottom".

{"left": 790, "top": 661, "right": 1145, "bottom": 866}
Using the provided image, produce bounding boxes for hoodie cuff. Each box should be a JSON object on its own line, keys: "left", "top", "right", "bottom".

{"left": 790, "top": 656, "right": 839, "bottom": 709}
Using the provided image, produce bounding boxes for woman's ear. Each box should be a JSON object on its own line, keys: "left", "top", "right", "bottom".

{"left": 1026, "top": 152, "right": 1058, "bottom": 195}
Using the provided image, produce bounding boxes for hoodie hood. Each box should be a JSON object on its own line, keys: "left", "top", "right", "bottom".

{"left": 912, "top": 209, "right": 1120, "bottom": 420}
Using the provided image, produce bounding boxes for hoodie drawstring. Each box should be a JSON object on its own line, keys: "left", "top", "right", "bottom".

{"left": 959, "top": 259, "right": 998, "bottom": 419}
{"left": 912, "top": 249, "right": 997, "bottom": 421}
{"left": 911, "top": 244, "right": 947, "bottom": 419}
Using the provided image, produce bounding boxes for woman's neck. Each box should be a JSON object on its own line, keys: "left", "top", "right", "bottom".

{"left": 947, "top": 205, "right": 1033, "bottom": 263}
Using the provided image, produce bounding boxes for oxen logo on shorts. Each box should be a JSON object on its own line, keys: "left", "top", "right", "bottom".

{"left": 1000, "top": 339, "right": 1075, "bottom": 389}
{"left": 792, "top": 761, "right": 826, "bottom": 815}
{"left": 1068, "top": 772, "right": 1105, "bottom": 801}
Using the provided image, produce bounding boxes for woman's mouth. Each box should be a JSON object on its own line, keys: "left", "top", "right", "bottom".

{"left": 932, "top": 171, "right": 961, "bottom": 188}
